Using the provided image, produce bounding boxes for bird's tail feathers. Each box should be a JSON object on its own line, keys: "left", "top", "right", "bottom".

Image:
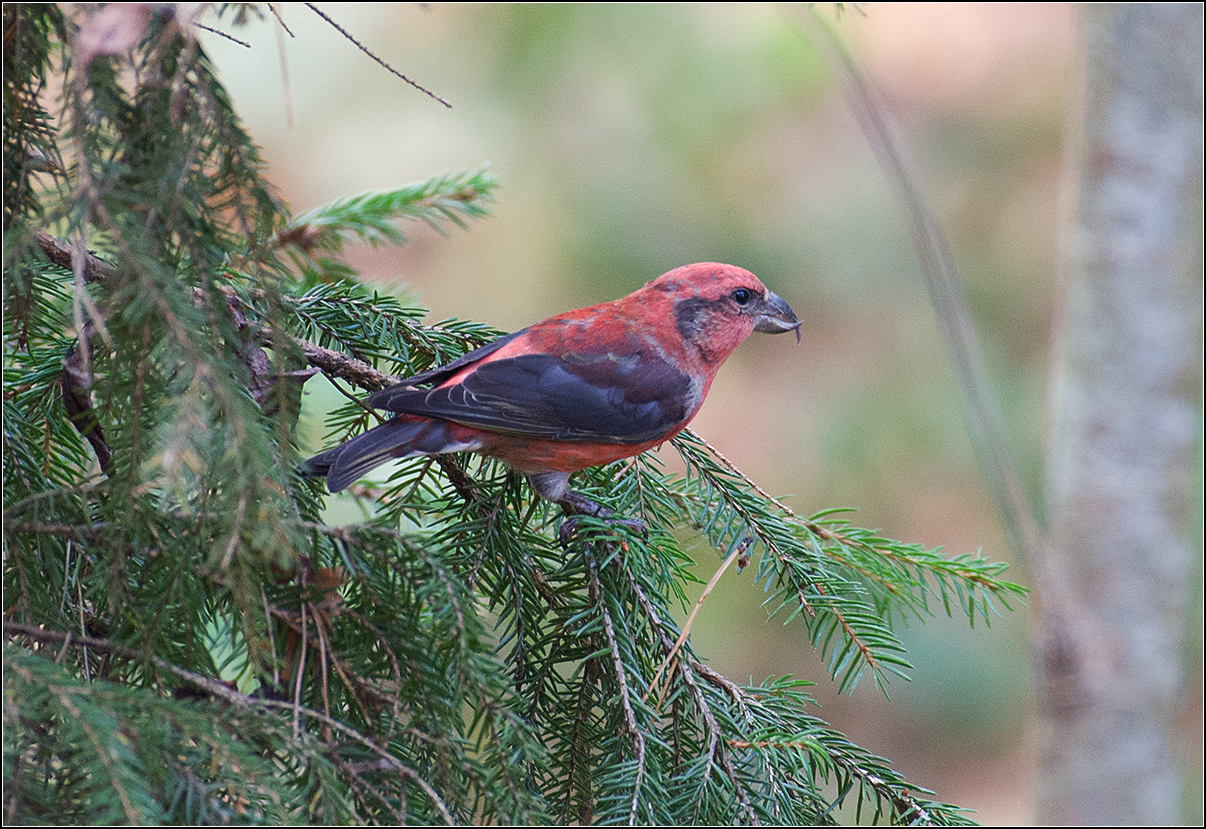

{"left": 304, "top": 418, "right": 484, "bottom": 493}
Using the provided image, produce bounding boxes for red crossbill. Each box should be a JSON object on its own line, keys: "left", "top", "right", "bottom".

{"left": 305, "top": 262, "right": 800, "bottom": 516}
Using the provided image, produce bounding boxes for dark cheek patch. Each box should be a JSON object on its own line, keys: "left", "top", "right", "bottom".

{"left": 674, "top": 297, "right": 717, "bottom": 341}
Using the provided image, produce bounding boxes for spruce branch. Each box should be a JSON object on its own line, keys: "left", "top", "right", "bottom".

{"left": 280, "top": 168, "right": 498, "bottom": 275}
{"left": 670, "top": 428, "right": 1027, "bottom": 695}
{"left": 5, "top": 626, "right": 458, "bottom": 824}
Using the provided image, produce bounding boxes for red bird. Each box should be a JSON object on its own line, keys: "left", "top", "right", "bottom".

{"left": 305, "top": 263, "right": 800, "bottom": 516}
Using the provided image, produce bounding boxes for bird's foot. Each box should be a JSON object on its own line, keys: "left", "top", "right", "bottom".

{"left": 556, "top": 490, "right": 646, "bottom": 547}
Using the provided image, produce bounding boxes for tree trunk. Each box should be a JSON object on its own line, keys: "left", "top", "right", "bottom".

{"left": 1038, "top": 3, "right": 1202, "bottom": 824}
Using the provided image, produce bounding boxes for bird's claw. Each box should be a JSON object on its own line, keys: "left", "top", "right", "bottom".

{"left": 556, "top": 490, "right": 647, "bottom": 547}
{"left": 558, "top": 514, "right": 647, "bottom": 547}
{"left": 557, "top": 514, "right": 647, "bottom": 548}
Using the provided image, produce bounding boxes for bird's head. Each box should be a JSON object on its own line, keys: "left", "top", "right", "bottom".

{"left": 648, "top": 263, "right": 801, "bottom": 363}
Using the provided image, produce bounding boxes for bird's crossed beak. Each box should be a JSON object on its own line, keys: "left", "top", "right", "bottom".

{"left": 754, "top": 290, "right": 802, "bottom": 343}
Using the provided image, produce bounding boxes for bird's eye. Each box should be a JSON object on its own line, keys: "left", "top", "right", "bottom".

{"left": 731, "top": 288, "right": 752, "bottom": 305}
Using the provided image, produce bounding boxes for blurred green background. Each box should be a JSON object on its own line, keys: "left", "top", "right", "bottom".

{"left": 202, "top": 4, "right": 1073, "bottom": 822}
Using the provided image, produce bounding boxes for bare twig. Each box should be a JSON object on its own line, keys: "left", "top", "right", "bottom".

{"left": 60, "top": 318, "right": 112, "bottom": 475}
{"left": 643, "top": 534, "right": 752, "bottom": 707}
{"left": 267, "top": 4, "right": 295, "bottom": 38}
{"left": 34, "top": 230, "right": 114, "bottom": 282}
{"left": 195, "top": 22, "right": 250, "bottom": 48}
{"left": 304, "top": 3, "right": 451, "bottom": 108}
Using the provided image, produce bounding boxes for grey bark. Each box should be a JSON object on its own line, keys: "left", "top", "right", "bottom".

{"left": 1038, "top": 4, "right": 1203, "bottom": 824}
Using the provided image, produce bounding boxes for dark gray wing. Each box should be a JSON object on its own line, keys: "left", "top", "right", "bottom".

{"left": 369, "top": 349, "right": 694, "bottom": 445}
